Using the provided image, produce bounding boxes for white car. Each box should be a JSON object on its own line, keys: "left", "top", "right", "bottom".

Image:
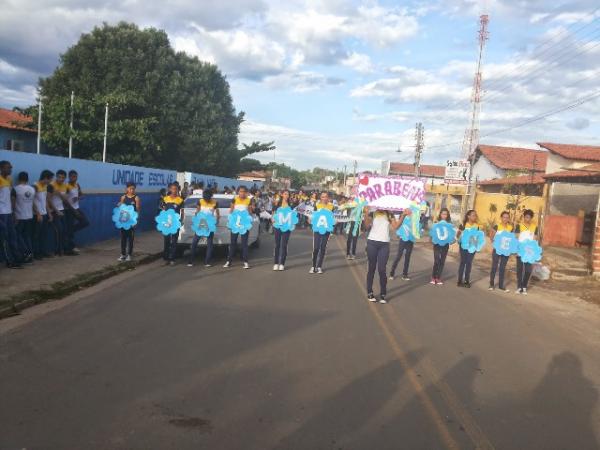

{"left": 178, "top": 194, "right": 260, "bottom": 250}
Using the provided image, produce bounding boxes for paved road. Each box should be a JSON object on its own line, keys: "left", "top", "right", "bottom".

{"left": 1, "top": 230, "right": 600, "bottom": 450}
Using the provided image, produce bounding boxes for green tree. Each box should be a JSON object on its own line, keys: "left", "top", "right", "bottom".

{"left": 239, "top": 158, "right": 264, "bottom": 172}
{"left": 27, "top": 22, "right": 270, "bottom": 177}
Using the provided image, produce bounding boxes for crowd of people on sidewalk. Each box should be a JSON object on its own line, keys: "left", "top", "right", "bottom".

{"left": 0, "top": 160, "right": 88, "bottom": 270}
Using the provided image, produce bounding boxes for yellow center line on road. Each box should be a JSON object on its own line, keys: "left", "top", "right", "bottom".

{"left": 334, "top": 235, "right": 497, "bottom": 450}
{"left": 333, "top": 236, "right": 461, "bottom": 450}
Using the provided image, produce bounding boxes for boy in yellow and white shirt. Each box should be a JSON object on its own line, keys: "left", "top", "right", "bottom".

{"left": 0, "top": 160, "right": 23, "bottom": 268}
{"left": 64, "top": 170, "right": 89, "bottom": 254}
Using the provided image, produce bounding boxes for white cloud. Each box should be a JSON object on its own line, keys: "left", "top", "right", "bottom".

{"left": 341, "top": 52, "right": 374, "bottom": 74}
{"left": 264, "top": 71, "right": 344, "bottom": 92}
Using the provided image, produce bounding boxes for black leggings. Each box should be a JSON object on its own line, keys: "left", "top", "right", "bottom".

{"left": 312, "top": 232, "right": 330, "bottom": 268}
{"left": 366, "top": 240, "right": 390, "bottom": 295}
{"left": 490, "top": 251, "right": 509, "bottom": 289}
{"left": 516, "top": 257, "right": 533, "bottom": 289}
{"left": 163, "top": 234, "right": 178, "bottom": 261}
{"left": 458, "top": 249, "right": 476, "bottom": 283}
{"left": 390, "top": 240, "right": 413, "bottom": 277}
{"left": 274, "top": 229, "right": 291, "bottom": 265}
{"left": 432, "top": 244, "right": 449, "bottom": 279}
{"left": 120, "top": 228, "right": 135, "bottom": 256}
{"left": 346, "top": 222, "right": 359, "bottom": 256}
{"left": 228, "top": 232, "right": 249, "bottom": 263}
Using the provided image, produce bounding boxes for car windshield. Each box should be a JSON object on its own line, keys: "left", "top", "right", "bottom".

{"left": 183, "top": 197, "right": 232, "bottom": 209}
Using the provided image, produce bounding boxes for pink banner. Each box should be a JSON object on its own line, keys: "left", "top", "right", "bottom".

{"left": 356, "top": 173, "right": 425, "bottom": 211}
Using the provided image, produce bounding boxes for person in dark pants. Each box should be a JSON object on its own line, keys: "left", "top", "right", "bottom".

{"left": 272, "top": 189, "right": 293, "bottom": 271}
{"left": 0, "top": 160, "right": 23, "bottom": 268}
{"left": 456, "top": 209, "right": 481, "bottom": 288}
{"left": 224, "top": 186, "right": 254, "bottom": 269}
{"left": 64, "top": 170, "right": 89, "bottom": 254}
{"left": 489, "top": 211, "right": 513, "bottom": 292}
{"left": 430, "top": 208, "right": 452, "bottom": 285}
{"left": 188, "top": 188, "right": 219, "bottom": 267}
{"left": 345, "top": 198, "right": 363, "bottom": 260}
{"left": 160, "top": 183, "right": 183, "bottom": 266}
{"left": 515, "top": 209, "right": 539, "bottom": 295}
{"left": 49, "top": 169, "right": 72, "bottom": 256}
{"left": 118, "top": 182, "right": 141, "bottom": 262}
{"left": 12, "top": 171, "right": 35, "bottom": 263}
{"left": 364, "top": 210, "right": 402, "bottom": 304}
{"left": 309, "top": 191, "right": 334, "bottom": 274}
{"left": 33, "top": 170, "right": 54, "bottom": 259}
{"left": 390, "top": 209, "right": 415, "bottom": 281}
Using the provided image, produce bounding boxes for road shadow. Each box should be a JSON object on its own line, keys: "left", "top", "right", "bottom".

{"left": 273, "top": 352, "right": 425, "bottom": 450}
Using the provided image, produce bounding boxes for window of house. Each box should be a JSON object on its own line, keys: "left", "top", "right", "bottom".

{"left": 4, "top": 139, "right": 12, "bottom": 150}
{"left": 10, "top": 140, "right": 24, "bottom": 151}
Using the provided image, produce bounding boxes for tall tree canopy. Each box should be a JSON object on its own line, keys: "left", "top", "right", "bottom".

{"left": 31, "top": 22, "right": 272, "bottom": 176}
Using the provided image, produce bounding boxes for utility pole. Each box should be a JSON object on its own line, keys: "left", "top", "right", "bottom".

{"left": 102, "top": 103, "right": 109, "bottom": 163}
{"left": 68, "top": 91, "right": 74, "bottom": 158}
{"left": 36, "top": 97, "right": 42, "bottom": 154}
{"left": 414, "top": 122, "right": 424, "bottom": 177}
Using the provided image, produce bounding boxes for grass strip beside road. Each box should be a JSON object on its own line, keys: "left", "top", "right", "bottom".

{"left": 0, "top": 253, "right": 162, "bottom": 319}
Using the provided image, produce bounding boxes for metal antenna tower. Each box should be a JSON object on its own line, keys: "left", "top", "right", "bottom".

{"left": 461, "top": 14, "right": 489, "bottom": 159}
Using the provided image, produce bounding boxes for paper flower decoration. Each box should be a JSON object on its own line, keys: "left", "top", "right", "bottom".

{"left": 430, "top": 221, "right": 456, "bottom": 246}
{"left": 112, "top": 204, "right": 138, "bottom": 230}
{"left": 228, "top": 209, "right": 253, "bottom": 235}
{"left": 397, "top": 220, "right": 416, "bottom": 242}
{"left": 460, "top": 228, "right": 485, "bottom": 254}
{"left": 518, "top": 239, "right": 543, "bottom": 264}
{"left": 155, "top": 209, "right": 182, "bottom": 236}
{"left": 273, "top": 207, "right": 299, "bottom": 232}
{"left": 312, "top": 208, "right": 335, "bottom": 235}
{"left": 493, "top": 231, "right": 519, "bottom": 257}
{"left": 192, "top": 211, "right": 217, "bottom": 237}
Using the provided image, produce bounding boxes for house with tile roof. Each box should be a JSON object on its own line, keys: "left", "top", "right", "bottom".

{"left": 537, "top": 142, "right": 600, "bottom": 174}
{"left": 472, "top": 144, "right": 548, "bottom": 181}
{"left": 0, "top": 107, "right": 39, "bottom": 153}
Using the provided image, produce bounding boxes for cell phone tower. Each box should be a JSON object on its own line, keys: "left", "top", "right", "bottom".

{"left": 461, "top": 14, "right": 490, "bottom": 159}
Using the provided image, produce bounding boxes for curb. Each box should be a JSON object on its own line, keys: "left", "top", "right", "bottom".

{"left": 0, "top": 252, "right": 162, "bottom": 320}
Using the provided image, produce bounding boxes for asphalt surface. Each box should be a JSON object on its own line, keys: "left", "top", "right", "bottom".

{"left": 1, "top": 229, "right": 600, "bottom": 450}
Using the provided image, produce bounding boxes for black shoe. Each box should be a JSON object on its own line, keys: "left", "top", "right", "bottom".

{"left": 379, "top": 295, "right": 387, "bottom": 304}
{"left": 464, "top": 281, "right": 471, "bottom": 288}
{"left": 7, "top": 263, "right": 24, "bottom": 269}
{"left": 367, "top": 293, "right": 377, "bottom": 302}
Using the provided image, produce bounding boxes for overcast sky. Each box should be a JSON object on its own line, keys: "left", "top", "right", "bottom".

{"left": 1, "top": 0, "right": 599, "bottom": 171}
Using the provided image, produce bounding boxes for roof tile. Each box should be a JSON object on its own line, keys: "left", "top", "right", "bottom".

{"left": 389, "top": 162, "right": 445, "bottom": 177}
{"left": 542, "top": 162, "right": 600, "bottom": 180}
{"left": 477, "top": 145, "right": 547, "bottom": 171}
{"left": 537, "top": 142, "right": 600, "bottom": 162}
{"left": 0, "top": 107, "right": 35, "bottom": 133}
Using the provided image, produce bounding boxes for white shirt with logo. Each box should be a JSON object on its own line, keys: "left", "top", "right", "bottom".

{"left": 34, "top": 182, "right": 48, "bottom": 216}
{"left": 14, "top": 184, "right": 35, "bottom": 220}
{"left": 67, "top": 183, "right": 80, "bottom": 210}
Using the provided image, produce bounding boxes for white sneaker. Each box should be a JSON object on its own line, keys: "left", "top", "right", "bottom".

{"left": 488, "top": 286, "right": 494, "bottom": 291}
{"left": 223, "top": 261, "right": 231, "bottom": 268}
{"left": 309, "top": 267, "right": 315, "bottom": 274}
{"left": 317, "top": 267, "right": 323, "bottom": 274}
{"left": 118, "top": 255, "right": 126, "bottom": 262}
{"left": 187, "top": 263, "right": 193, "bottom": 267}
{"left": 367, "top": 293, "right": 377, "bottom": 302}
{"left": 204, "top": 264, "right": 212, "bottom": 267}
{"left": 522, "top": 288, "right": 528, "bottom": 295}
{"left": 401, "top": 276, "right": 410, "bottom": 281}
{"left": 516, "top": 288, "right": 522, "bottom": 295}
{"left": 278, "top": 265, "right": 285, "bottom": 271}
{"left": 273, "top": 264, "right": 279, "bottom": 271}
{"left": 389, "top": 276, "right": 395, "bottom": 281}
{"left": 125, "top": 255, "right": 132, "bottom": 262}
{"left": 350, "top": 255, "right": 356, "bottom": 260}
{"left": 243, "top": 262, "right": 250, "bottom": 269}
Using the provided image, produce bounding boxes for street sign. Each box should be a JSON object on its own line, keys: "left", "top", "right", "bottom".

{"left": 445, "top": 159, "right": 471, "bottom": 185}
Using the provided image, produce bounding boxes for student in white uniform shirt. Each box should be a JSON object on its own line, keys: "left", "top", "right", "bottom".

{"left": 33, "top": 170, "right": 54, "bottom": 259}
{"left": 0, "top": 160, "right": 23, "bottom": 268}
{"left": 363, "top": 209, "right": 407, "bottom": 304}
{"left": 64, "top": 170, "right": 89, "bottom": 254}
{"left": 12, "top": 171, "right": 35, "bottom": 263}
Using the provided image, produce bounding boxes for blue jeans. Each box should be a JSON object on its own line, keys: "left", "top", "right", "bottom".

{"left": 274, "top": 229, "right": 290, "bottom": 265}
{"left": 189, "top": 233, "right": 214, "bottom": 265}
{"left": 391, "top": 240, "right": 414, "bottom": 277}
{"left": 366, "top": 239, "right": 390, "bottom": 295}
{"left": 16, "top": 218, "right": 34, "bottom": 257}
{"left": 228, "top": 232, "right": 249, "bottom": 263}
{"left": 33, "top": 214, "right": 50, "bottom": 257}
{"left": 0, "top": 214, "right": 22, "bottom": 265}
{"left": 65, "top": 208, "right": 89, "bottom": 251}
{"left": 51, "top": 213, "right": 67, "bottom": 255}
{"left": 458, "top": 249, "right": 476, "bottom": 283}
{"left": 312, "top": 232, "right": 330, "bottom": 268}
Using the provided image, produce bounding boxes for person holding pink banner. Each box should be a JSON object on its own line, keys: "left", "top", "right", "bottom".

{"left": 364, "top": 209, "right": 402, "bottom": 304}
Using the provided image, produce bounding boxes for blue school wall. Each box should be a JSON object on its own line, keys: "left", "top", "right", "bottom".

{"left": 0, "top": 150, "right": 176, "bottom": 247}
{"left": 180, "top": 171, "right": 263, "bottom": 191}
